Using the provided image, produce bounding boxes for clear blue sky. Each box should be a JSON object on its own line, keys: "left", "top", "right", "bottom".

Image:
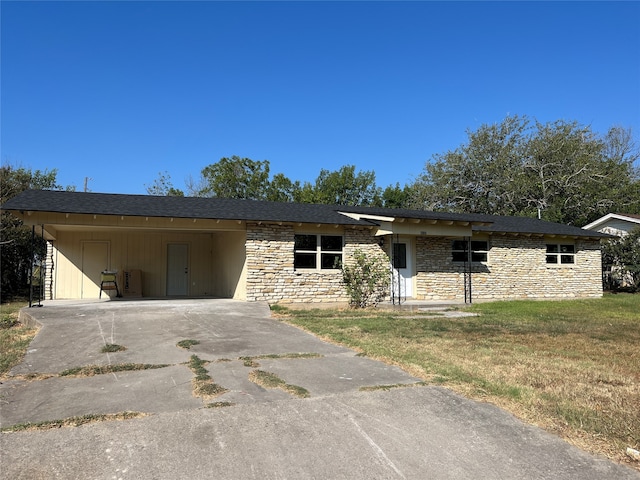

{"left": 2, "top": 1, "right": 639, "bottom": 195}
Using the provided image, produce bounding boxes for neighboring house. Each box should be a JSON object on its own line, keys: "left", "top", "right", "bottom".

{"left": 583, "top": 213, "right": 640, "bottom": 289}
{"left": 583, "top": 213, "right": 640, "bottom": 237}
{"left": 2, "top": 190, "right": 610, "bottom": 304}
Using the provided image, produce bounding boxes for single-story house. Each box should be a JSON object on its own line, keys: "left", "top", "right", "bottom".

{"left": 583, "top": 213, "right": 640, "bottom": 237}
{"left": 2, "top": 189, "right": 610, "bottom": 304}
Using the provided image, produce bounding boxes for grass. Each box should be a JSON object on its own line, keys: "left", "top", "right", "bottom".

{"left": 0, "top": 300, "right": 38, "bottom": 378}
{"left": 187, "top": 355, "right": 229, "bottom": 399}
{"left": 101, "top": 343, "right": 126, "bottom": 353}
{"left": 239, "top": 352, "right": 322, "bottom": 367}
{"left": 360, "top": 382, "right": 428, "bottom": 392}
{"left": 206, "top": 401, "right": 235, "bottom": 408}
{"left": 59, "top": 363, "right": 170, "bottom": 377}
{"left": 176, "top": 339, "right": 200, "bottom": 350}
{"left": 0, "top": 411, "right": 146, "bottom": 432}
{"left": 280, "top": 294, "right": 640, "bottom": 470}
{"left": 248, "top": 369, "right": 310, "bottom": 398}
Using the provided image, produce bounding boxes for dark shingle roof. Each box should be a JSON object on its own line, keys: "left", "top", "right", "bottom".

{"left": 1, "top": 190, "right": 491, "bottom": 226}
{"left": 470, "top": 214, "right": 611, "bottom": 237}
{"left": 2, "top": 189, "right": 610, "bottom": 238}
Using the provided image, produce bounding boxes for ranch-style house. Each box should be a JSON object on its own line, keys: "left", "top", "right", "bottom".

{"left": 2, "top": 189, "right": 610, "bottom": 304}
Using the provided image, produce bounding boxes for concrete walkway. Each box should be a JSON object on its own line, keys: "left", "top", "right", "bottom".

{"left": 1, "top": 299, "right": 637, "bottom": 479}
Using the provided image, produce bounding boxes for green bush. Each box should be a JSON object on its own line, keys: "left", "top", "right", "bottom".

{"left": 602, "top": 227, "right": 640, "bottom": 292}
{"left": 342, "top": 249, "right": 390, "bottom": 308}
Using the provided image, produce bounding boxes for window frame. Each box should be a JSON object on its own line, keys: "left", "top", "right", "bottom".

{"left": 294, "top": 234, "right": 344, "bottom": 271}
{"left": 545, "top": 243, "right": 576, "bottom": 266}
{"left": 451, "top": 239, "right": 489, "bottom": 263}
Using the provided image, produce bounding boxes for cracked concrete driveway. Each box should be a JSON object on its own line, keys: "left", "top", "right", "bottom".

{"left": 1, "top": 299, "right": 638, "bottom": 480}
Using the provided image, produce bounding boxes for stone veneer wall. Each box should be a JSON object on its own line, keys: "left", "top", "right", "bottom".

{"left": 246, "top": 223, "right": 602, "bottom": 303}
{"left": 44, "top": 241, "right": 55, "bottom": 300}
{"left": 415, "top": 236, "right": 603, "bottom": 300}
{"left": 245, "top": 223, "right": 388, "bottom": 304}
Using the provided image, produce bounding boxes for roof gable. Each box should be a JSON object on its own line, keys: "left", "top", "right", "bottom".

{"left": 583, "top": 213, "right": 640, "bottom": 231}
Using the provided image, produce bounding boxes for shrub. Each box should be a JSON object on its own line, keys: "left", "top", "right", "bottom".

{"left": 342, "top": 249, "right": 390, "bottom": 308}
{"left": 602, "top": 227, "right": 640, "bottom": 292}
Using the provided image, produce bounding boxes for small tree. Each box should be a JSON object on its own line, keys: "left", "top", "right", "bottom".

{"left": 602, "top": 228, "right": 640, "bottom": 292}
{"left": 342, "top": 249, "right": 390, "bottom": 308}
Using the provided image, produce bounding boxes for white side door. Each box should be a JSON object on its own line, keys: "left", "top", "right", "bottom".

{"left": 167, "top": 243, "right": 189, "bottom": 296}
{"left": 391, "top": 237, "right": 413, "bottom": 298}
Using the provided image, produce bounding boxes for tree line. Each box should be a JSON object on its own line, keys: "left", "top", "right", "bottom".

{"left": 2, "top": 115, "right": 639, "bottom": 300}
{"left": 147, "top": 115, "right": 640, "bottom": 227}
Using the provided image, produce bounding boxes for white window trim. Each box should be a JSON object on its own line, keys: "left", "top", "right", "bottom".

{"left": 294, "top": 234, "right": 343, "bottom": 272}
{"left": 452, "top": 240, "right": 489, "bottom": 263}
{"left": 546, "top": 243, "right": 576, "bottom": 267}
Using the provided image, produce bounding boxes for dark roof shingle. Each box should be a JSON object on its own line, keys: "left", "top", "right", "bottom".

{"left": 2, "top": 189, "right": 610, "bottom": 238}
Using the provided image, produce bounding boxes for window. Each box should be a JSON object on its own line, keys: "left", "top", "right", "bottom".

{"left": 452, "top": 240, "right": 488, "bottom": 263}
{"left": 294, "top": 234, "right": 343, "bottom": 270}
{"left": 546, "top": 244, "right": 575, "bottom": 265}
{"left": 393, "top": 243, "right": 407, "bottom": 269}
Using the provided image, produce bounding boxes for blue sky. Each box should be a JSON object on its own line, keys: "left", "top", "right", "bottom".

{"left": 2, "top": 1, "right": 639, "bottom": 195}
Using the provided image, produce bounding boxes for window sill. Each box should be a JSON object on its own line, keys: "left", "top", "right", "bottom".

{"left": 294, "top": 269, "right": 342, "bottom": 275}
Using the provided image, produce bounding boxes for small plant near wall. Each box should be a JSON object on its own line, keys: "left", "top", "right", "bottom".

{"left": 342, "top": 249, "right": 391, "bottom": 308}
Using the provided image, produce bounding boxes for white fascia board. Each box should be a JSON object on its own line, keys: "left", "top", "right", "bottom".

{"left": 337, "top": 211, "right": 396, "bottom": 222}
{"left": 583, "top": 213, "right": 640, "bottom": 230}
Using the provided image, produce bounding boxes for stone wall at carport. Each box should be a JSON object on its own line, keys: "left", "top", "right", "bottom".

{"left": 415, "top": 236, "right": 603, "bottom": 301}
{"left": 245, "top": 223, "right": 388, "bottom": 304}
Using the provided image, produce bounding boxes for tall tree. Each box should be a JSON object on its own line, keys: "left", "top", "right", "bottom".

{"left": 380, "top": 183, "right": 413, "bottom": 209}
{"left": 409, "top": 115, "right": 531, "bottom": 215}
{"left": 409, "top": 115, "right": 640, "bottom": 225}
{"left": 265, "top": 173, "right": 301, "bottom": 203}
{"left": 296, "top": 165, "right": 382, "bottom": 206}
{"left": 196, "top": 156, "right": 271, "bottom": 199}
{"left": 191, "top": 156, "right": 300, "bottom": 202}
{"left": 0, "top": 165, "right": 63, "bottom": 301}
{"left": 145, "top": 171, "right": 184, "bottom": 196}
{"left": 600, "top": 126, "right": 640, "bottom": 215}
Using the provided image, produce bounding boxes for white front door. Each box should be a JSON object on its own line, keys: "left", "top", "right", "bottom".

{"left": 167, "top": 244, "right": 189, "bottom": 296}
{"left": 391, "top": 238, "right": 413, "bottom": 298}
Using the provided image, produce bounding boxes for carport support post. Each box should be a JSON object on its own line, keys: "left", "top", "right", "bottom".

{"left": 464, "top": 236, "right": 473, "bottom": 304}
{"left": 29, "top": 225, "right": 34, "bottom": 308}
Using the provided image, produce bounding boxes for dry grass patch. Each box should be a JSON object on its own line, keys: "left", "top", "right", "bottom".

{"left": 1, "top": 411, "right": 146, "bottom": 432}
{"left": 239, "top": 352, "right": 322, "bottom": 367}
{"left": 0, "top": 300, "right": 38, "bottom": 379}
{"left": 60, "top": 363, "right": 170, "bottom": 377}
{"left": 283, "top": 294, "right": 640, "bottom": 470}
{"left": 187, "top": 355, "right": 229, "bottom": 399}
{"left": 248, "top": 369, "right": 310, "bottom": 398}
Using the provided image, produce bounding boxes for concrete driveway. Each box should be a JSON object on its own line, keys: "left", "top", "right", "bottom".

{"left": 1, "top": 299, "right": 637, "bottom": 479}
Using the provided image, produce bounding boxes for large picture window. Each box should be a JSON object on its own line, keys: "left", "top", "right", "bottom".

{"left": 546, "top": 244, "right": 575, "bottom": 265}
{"left": 294, "top": 234, "right": 343, "bottom": 270}
{"left": 452, "top": 240, "right": 489, "bottom": 263}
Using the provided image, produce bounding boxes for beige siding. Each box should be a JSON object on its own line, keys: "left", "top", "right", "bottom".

{"left": 52, "top": 230, "right": 246, "bottom": 299}
{"left": 212, "top": 231, "right": 247, "bottom": 299}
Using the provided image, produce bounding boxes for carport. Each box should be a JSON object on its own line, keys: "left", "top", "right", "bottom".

{"left": 14, "top": 198, "right": 249, "bottom": 300}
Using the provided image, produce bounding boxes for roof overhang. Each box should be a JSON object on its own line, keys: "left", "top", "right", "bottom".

{"left": 338, "top": 211, "right": 488, "bottom": 237}
{"left": 583, "top": 213, "right": 640, "bottom": 231}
